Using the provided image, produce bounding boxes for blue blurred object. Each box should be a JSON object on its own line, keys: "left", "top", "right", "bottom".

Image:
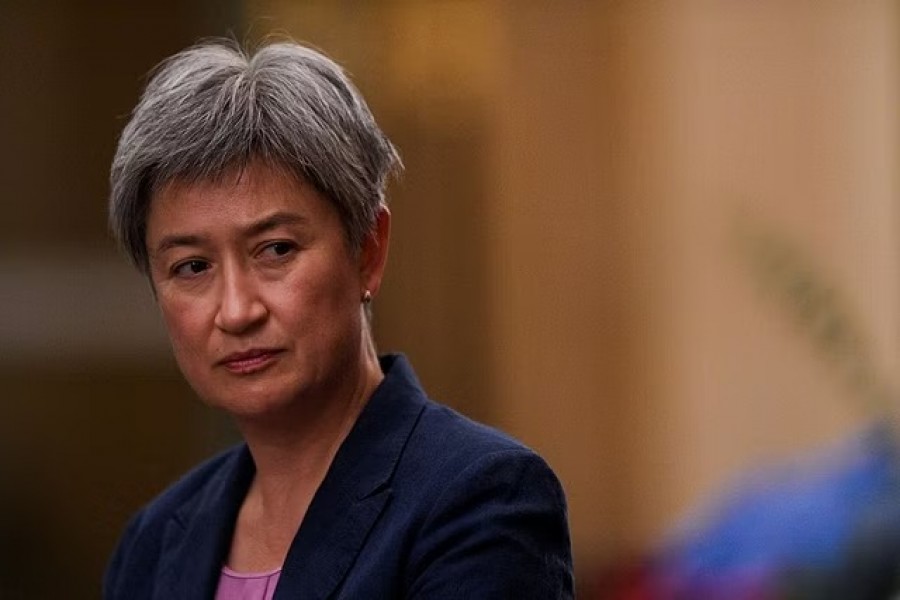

{"left": 654, "top": 422, "right": 900, "bottom": 599}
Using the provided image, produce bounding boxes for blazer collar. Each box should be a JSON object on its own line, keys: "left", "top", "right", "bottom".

{"left": 155, "top": 354, "right": 427, "bottom": 600}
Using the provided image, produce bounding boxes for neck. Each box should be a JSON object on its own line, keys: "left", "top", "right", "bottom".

{"left": 225, "top": 335, "right": 383, "bottom": 571}
{"left": 243, "top": 330, "right": 382, "bottom": 501}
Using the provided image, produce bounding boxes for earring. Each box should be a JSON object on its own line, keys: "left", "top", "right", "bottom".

{"left": 362, "top": 290, "right": 373, "bottom": 304}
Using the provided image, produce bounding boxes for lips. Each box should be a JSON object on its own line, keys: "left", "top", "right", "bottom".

{"left": 218, "top": 348, "right": 283, "bottom": 375}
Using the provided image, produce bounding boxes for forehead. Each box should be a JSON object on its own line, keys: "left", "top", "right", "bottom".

{"left": 146, "top": 162, "right": 335, "bottom": 239}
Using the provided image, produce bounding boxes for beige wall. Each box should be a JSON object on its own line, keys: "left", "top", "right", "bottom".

{"left": 596, "top": 1, "right": 900, "bottom": 548}
{"left": 486, "top": 3, "right": 620, "bottom": 564}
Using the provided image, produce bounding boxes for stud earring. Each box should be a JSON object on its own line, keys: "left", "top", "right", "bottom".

{"left": 362, "top": 290, "right": 373, "bottom": 304}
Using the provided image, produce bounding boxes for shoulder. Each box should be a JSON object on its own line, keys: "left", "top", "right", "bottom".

{"left": 398, "top": 399, "right": 573, "bottom": 598}
{"left": 420, "top": 399, "right": 524, "bottom": 451}
{"left": 376, "top": 354, "right": 560, "bottom": 495}
{"left": 410, "top": 398, "right": 562, "bottom": 494}
{"left": 103, "top": 445, "right": 246, "bottom": 597}
{"left": 128, "top": 444, "right": 244, "bottom": 532}
{"left": 412, "top": 395, "right": 566, "bottom": 505}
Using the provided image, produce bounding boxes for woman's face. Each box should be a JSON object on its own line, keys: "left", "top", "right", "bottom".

{"left": 145, "top": 162, "right": 388, "bottom": 419}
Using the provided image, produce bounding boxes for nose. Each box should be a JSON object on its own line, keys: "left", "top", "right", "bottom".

{"left": 214, "top": 264, "right": 268, "bottom": 334}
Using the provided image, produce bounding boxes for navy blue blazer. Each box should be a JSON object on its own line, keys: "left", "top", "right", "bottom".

{"left": 104, "top": 354, "right": 574, "bottom": 599}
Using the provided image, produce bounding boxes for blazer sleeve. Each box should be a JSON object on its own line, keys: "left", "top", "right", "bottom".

{"left": 407, "top": 448, "right": 574, "bottom": 599}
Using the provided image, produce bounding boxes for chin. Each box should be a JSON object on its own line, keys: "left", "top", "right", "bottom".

{"left": 190, "top": 376, "right": 297, "bottom": 417}
{"left": 207, "top": 391, "right": 297, "bottom": 421}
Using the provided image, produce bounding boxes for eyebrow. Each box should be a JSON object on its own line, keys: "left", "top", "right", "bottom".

{"left": 152, "top": 211, "right": 308, "bottom": 255}
{"left": 153, "top": 234, "right": 202, "bottom": 256}
{"left": 244, "top": 211, "right": 308, "bottom": 238}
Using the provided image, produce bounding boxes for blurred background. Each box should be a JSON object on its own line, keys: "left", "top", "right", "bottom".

{"left": 2, "top": 1, "right": 899, "bottom": 597}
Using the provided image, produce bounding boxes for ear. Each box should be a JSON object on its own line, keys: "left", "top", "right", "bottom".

{"left": 359, "top": 205, "right": 391, "bottom": 298}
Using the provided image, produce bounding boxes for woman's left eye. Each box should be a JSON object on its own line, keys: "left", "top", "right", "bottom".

{"left": 260, "top": 241, "right": 297, "bottom": 259}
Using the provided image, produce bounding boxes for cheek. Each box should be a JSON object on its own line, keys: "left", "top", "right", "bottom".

{"left": 281, "top": 255, "right": 359, "bottom": 315}
{"left": 158, "top": 299, "right": 209, "bottom": 356}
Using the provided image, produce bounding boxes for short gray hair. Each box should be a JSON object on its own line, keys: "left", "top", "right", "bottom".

{"left": 109, "top": 38, "right": 402, "bottom": 273}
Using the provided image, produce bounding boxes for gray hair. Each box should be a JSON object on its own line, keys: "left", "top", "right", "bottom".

{"left": 109, "top": 39, "right": 402, "bottom": 273}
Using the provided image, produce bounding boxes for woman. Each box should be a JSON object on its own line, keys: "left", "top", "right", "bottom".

{"left": 104, "top": 39, "right": 573, "bottom": 599}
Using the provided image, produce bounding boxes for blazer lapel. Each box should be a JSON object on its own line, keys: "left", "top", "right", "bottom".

{"left": 153, "top": 446, "right": 255, "bottom": 600}
{"left": 275, "top": 355, "right": 427, "bottom": 600}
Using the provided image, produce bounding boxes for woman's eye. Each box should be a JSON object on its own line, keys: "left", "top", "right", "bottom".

{"left": 172, "top": 260, "right": 210, "bottom": 278}
{"left": 261, "top": 241, "right": 296, "bottom": 259}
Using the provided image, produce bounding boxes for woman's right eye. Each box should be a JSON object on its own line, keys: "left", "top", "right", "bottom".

{"left": 172, "top": 259, "right": 210, "bottom": 278}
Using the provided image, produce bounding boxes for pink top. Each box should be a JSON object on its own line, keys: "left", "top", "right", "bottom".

{"left": 214, "top": 566, "right": 282, "bottom": 600}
